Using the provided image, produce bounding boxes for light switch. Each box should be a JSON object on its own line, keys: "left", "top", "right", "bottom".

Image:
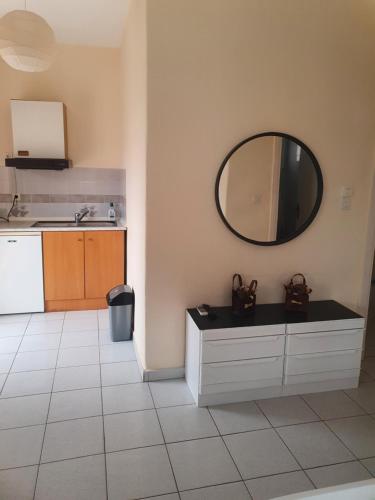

{"left": 340, "top": 186, "right": 353, "bottom": 211}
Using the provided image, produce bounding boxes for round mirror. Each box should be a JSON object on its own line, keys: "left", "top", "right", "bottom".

{"left": 215, "top": 132, "right": 323, "bottom": 246}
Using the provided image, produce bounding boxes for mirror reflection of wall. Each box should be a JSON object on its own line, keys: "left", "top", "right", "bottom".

{"left": 216, "top": 133, "right": 322, "bottom": 246}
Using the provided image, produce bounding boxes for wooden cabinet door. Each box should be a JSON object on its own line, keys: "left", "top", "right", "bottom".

{"left": 84, "top": 231, "right": 125, "bottom": 299}
{"left": 43, "top": 232, "right": 85, "bottom": 301}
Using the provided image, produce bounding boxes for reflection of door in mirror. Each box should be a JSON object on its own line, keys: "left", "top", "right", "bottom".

{"left": 277, "top": 141, "right": 317, "bottom": 240}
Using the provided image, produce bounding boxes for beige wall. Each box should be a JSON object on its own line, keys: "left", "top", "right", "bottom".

{"left": 0, "top": 45, "right": 122, "bottom": 169}
{"left": 143, "top": 0, "right": 375, "bottom": 370}
{"left": 121, "top": 0, "right": 148, "bottom": 366}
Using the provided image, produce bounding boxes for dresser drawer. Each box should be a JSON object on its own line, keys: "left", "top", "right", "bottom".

{"left": 286, "top": 318, "right": 365, "bottom": 334}
{"left": 286, "top": 329, "right": 363, "bottom": 355}
{"left": 202, "top": 324, "right": 285, "bottom": 341}
{"left": 285, "top": 349, "right": 362, "bottom": 376}
{"left": 201, "top": 356, "right": 284, "bottom": 385}
{"left": 284, "top": 368, "right": 360, "bottom": 386}
{"left": 202, "top": 335, "right": 284, "bottom": 363}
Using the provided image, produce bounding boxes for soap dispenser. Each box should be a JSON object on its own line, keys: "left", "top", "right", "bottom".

{"left": 108, "top": 202, "right": 116, "bottom": 220}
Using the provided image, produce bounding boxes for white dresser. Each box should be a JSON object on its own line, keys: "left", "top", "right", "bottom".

{"left": 185, "top": 301, "right": 365, "bottom": 406}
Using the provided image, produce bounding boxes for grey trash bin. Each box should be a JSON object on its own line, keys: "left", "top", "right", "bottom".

{"left": 106, "top": 285, "right": 134, "bottom": 342}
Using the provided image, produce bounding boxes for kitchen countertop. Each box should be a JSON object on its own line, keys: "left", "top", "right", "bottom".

{"left": 0, "top": 219, "right": 127, "bottom": 232}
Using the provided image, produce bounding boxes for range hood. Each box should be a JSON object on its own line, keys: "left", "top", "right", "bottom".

{"left": 5, "top": 100, "right": 71, "bottom": 170}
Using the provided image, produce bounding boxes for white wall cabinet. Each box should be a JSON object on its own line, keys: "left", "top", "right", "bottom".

{"left": 11, "top": 100, "right": 66, "bottom": 159}
{"left": 186, "top": 301, "right": 365, "bottom": 406}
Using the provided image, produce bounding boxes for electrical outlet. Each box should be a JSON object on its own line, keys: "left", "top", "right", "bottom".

{"left": 14, "top": 193, "right": 20, "bottom": 201}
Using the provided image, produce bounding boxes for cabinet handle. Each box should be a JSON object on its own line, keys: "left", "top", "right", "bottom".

{"left": 87, "top": 238, "right": 93, "bottom": 241}
{"left": 7, "top": 240, "right": 17, "bottom": 243}
{"left": 78, "top": 238, "right": 83, "bottom": 242}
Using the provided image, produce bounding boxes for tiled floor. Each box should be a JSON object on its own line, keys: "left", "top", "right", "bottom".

{"left": 1, "top": 311, "right": 375, "bottom": 499}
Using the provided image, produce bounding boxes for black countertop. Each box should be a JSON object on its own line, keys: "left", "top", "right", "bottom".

{"left": 187, "top": 300, "right": 363, "bottom": 331}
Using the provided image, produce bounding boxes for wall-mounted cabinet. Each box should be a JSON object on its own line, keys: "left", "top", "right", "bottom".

{"left": 43, "top": 230, "right": 125, "bottom": 311}
{"left": 11, "top": 100, "right": 67, "bottom": 159}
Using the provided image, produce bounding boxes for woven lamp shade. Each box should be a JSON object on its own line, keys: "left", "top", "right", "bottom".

{"left": 0, "top": 10, "right": 56, "bottom": 72}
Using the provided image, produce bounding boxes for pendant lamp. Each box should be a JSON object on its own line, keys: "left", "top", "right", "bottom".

{"left": 0, "top": 7, "right": 56, "bottom": 72}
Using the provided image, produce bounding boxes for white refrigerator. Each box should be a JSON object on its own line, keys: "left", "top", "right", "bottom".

{"left": 0, "top": 232, "right": 44, "bottom": 314}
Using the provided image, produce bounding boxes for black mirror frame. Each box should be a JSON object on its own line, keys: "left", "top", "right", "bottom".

{"left": 215, "top": 132, "right": 324, "bottom": 246}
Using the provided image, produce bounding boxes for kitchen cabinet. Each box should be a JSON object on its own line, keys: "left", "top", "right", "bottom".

{"left": 43, "top": 231, "right": 85, "bottom": 301}
{"left": 85, "top": 231, "right": 125, "bottom": 299}
{"left": 43, "top": 230, "right": 125, "bottom": 311}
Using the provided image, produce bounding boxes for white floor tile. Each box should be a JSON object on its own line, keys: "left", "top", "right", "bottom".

{"left": 180, "top": 482, "right": 250, "bottom": 500}
{"left": 106, "top": 445, "right": 177, "bottom": 500}
{"left": 104, "top": 409, "right": 163, "bottom": 452}
{"left": 0, "top": 425, "right": 45, "bottom": 469}
{"left": 99, "top": 329, "right": 112, "bottom": 345}
{"left": 361, "top": 456, "right": 375, "bottom": 475}
{"left": 209, "top": 401, "right": 271, "bottom": 435}
{"left": 277, "top": 422, "right": 354, "bottom": 468}
{"left": 41, "top": 416, "right": 104, "bottom": 463}
{"left": 0, "top": 353, "right": 15, "bottom": 374}
{"left": 11, "top": 350, "right": 58, "bottom": 372}
{"left": 19, "top": 334, "right": 61, "bottom": 353}
{"left": 0, "top": 323, "right": 27, "bottom": 338}
{"left": 224, "top": 429, "right": 300, "bottom": 480}
{"left": 326, "top": 415, "right": 375, "bottom": 459}
{"left": 0, "top": 374, "right": 6, "bottom": 391}
{"left": 31, "top": 312, "right": 65, "bottom": 323}
{"left": 65, "top": 310, "right": 98, "bottom": 320}
{"left": 63, "top": 318, "right": 98, "bottom": 333}
{"left": 158, "top": 405, "right": 219, "bottom": 443}
{"left": 98, "top": 317, "right": 109, "bottom": 330}
{"left": 168, "top": 436, "right": 240, "bottom": 490}
{"left": 1, "top": 370, "right": 54, "bottom": 398}
{"left": 363, "top": 357, "right": 375, "bottom": 378}
{"left": 0, "top": 465, "right": 38, "bottom": 500}
{"left": 57, "top": 346, "right": 99, "bottom": 368}
{"left": 345, "top": 382, "right": 375, "bottom": 413}
{"left": 25, "top": 321, "right": 63, "bottom": 336}
{"left": 149, "top": 379, "right": 194, "bottom": 408}
{"left": 48, "top": 388, "right": 102, "bottom": 422}
{"left": 0, "top": 337, "right": 22, "bottom": 354}
{"left": 102, "top": 383, "right": 154, "bottom": 414}
{"left": 0, "top": 394, "right": 50, "bottom": 429}
{"left": 60, "top": 331, "right": 99, "bottom": 349}
{"left": 140, "top": 495, "right": 179, "bottom": 500}
{"left": 101, "top": 361, "right": 141, "bottom": 386}
{"left": 99, "top": 342, "right": 136, "bottom": 363}
{"left": 246, "top": 471, "right": 314, "bottom": 500}
{"left": 53, "top": 365, "right": 101, "bottom": 392}
{"left": 0, "top": 314, "right": 31, "bottom": 325}
{"left": 257, "top": 396, "right": 320, "bottom": 427}
{"left": 302, "top": 391, "right": 365, "bottom": 420}
{"left": 305, "top": 461, "right": 371, "bottom": 489}
{"left": 35, "top": 454, "right": 107, "bottom": 500}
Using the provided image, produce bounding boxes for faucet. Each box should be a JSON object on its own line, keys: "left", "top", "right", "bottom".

{"left": 74, "top": 208, "right": 90, "bottom": 224}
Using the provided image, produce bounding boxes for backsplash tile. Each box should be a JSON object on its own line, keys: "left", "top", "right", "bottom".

{"left": 0, "top": 167, "right": 125, "bottom": 219}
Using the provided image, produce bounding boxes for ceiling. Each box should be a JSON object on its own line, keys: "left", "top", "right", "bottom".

{"left": 0, "top": 0, "right": 129, "bottom": 47}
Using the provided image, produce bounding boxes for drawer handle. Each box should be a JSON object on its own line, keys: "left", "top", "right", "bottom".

{"left": 7, "top": 240, "right": 17, "bottom": 243}
{"left": 207, "top": 336, "right": 281, "bottom": 347}
{"left": 210, "top": 356, "right": 281, "bottom": 368}
{"left": 294, "top": 349, "right": 359, "bottom": 360}
{"left": 293, "top": 330, "right": 362, "bottom": 340}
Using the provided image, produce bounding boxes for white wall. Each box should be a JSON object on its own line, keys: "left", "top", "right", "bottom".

{"left": 143, "top": 0, "right": 375, "bottom": 370}
{"left": 121, "top": 0, "right": 148, "bottom": 366}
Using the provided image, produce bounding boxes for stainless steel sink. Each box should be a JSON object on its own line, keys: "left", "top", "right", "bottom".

{"left": 32, "top": 220, "right": 117, "bottom": 228}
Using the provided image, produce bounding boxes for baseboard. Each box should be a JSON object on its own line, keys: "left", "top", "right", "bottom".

{"left": 145, "top": 366, "right": 185, "bottom": 382}
{"left": 132, "top": 339, "right": 146, "bottom": 381}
